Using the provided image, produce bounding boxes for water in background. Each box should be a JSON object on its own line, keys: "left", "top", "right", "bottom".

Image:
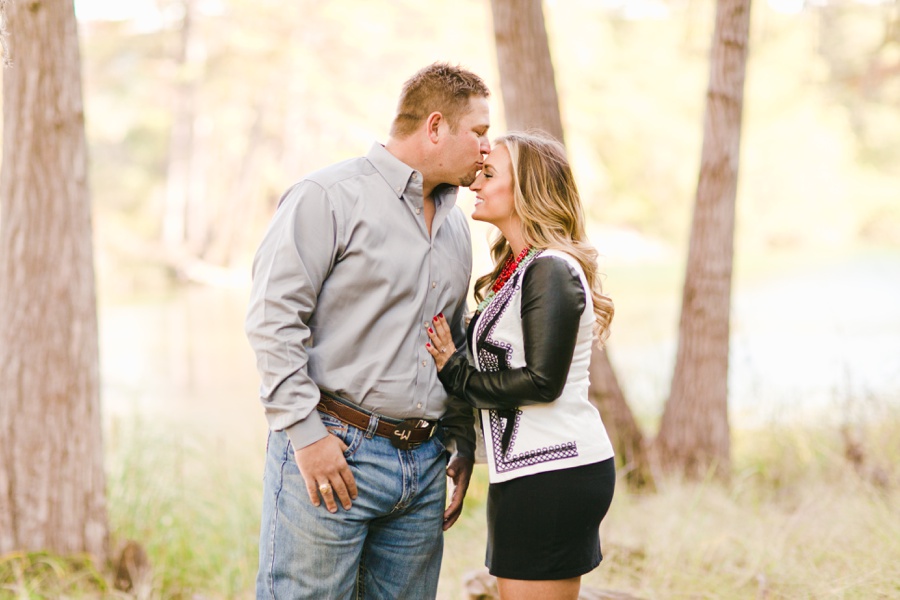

{"left": 607, "top": 249, "right": 900, "bottom": 427}
{"left": 99, "top": 249, "right": 900, "bottom": 446}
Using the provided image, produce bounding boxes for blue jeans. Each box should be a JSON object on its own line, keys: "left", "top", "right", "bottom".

{"left": 256, "top": 413, "right": 449, "bottom": 599}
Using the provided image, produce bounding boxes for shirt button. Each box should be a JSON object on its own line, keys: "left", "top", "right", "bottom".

{"left": 417, "top": 403, "right": 422, "bottom": 409}
{"left": 431, "top": 282, "right": 436, "bottom": 288}
{"left": 422, "top": 360, "right": 427, "bottom": 367}
{"left": 412, "top": 173, "right": 418, "bottom": 180}
{"left": 415, "top": 207, "right": 421, "bottom": 215}
{"left": 424, "top": 321, "right": 429, "bottom": 327}
{"left": 396, "top": 186, "right": 403, "bottom": 193}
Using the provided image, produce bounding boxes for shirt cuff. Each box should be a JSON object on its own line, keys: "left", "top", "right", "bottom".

{"left": 285, "top": 411, "right": 329, "bottom": 451}
{"left": 453, "top": 435, "right": 476, "bottom": 460}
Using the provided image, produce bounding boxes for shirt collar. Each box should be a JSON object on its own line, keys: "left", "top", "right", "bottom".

{"left": 367, "top": 142, "right": 415, "bottom": 199}
{"left": 366, "top": 142, "right": 459, "bottom": 208}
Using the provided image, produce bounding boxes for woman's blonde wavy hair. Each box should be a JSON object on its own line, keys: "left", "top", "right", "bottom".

{"left": 473, "top": 131, "right": 614, "bottom": 343}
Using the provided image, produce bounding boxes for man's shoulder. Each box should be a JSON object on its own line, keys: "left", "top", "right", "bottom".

{"left": 302, "top": 156, "right": 375, "bottom": 190}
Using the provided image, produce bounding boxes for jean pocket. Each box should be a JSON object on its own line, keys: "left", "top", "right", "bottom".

{"left": 318, "top": 412, "right": 363, "bottom": 458}
{"left": 431, "top": 428, "right": 448, "bottom": 455}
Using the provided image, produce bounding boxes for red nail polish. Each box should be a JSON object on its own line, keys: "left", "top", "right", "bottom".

{"left": 428, "top": 328, "right": 434, "bottom": 333}
{"left": 433, "top": 316, "right": 438, "bottom": 321}
{"left": 426, "top": 343, "right": 431, "bottom": 348}
{"left": 438, "top": 313, "right": 444, "bottom": 319}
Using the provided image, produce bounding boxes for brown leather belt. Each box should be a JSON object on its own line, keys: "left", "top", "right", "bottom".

{"left": 317, "top": 393, "right": 437, "bottom": 450}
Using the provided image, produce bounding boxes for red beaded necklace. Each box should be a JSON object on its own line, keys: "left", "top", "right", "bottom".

{"left": 475, "top": 245, "right": 538, "bottom": 314}
{"left": 491, "top": 246, "right": 534, "bottom": 294}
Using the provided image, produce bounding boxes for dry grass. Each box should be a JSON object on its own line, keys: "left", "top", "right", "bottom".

{"left": 440, "top": 410, "right": 900, "bottom": 599}
{"left": 573, "top": 419, "right": 900, "bottom": 599}
{"left": 1, "top": 415, "right": 898, "bottom": 599}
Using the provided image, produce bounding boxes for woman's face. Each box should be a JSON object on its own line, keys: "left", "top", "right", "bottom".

{"left": 469, "top": 144, "right": 517, "bottom": 229}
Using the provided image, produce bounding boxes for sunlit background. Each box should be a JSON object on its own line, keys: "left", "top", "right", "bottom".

{"left": 69, "top": 0, "right": 900, "bottom": 459}
{"left": 0, "top": 0, "right": 886, "bottom": 596}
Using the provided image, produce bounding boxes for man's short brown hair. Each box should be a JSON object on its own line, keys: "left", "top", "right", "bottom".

{"left": 390, "top": 62, "right": 490, "bottom": 139}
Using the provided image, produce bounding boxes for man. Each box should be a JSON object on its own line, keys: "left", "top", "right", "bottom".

{"left": 245, "top": 63, "right": 491, "bottom": 599}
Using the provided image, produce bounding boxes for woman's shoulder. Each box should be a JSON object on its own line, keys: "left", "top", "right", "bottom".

{"left": 519, "top": 250, "right": 589, "bottom": 316}
{"left": 522, "top": 249, "right": 588, "bottom": 295}
{"left": 529, "top": 249, "right": 587, "bottom": 281}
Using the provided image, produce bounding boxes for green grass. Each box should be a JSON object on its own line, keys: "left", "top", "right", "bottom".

{"left": 2, "top": 415, "right": 899, "bottom": 599}
{"left": 104, "top": 421, "right": 262, "bottom": 599}
{"left": 0, "top": 552, "right": 113, "bottom": 599}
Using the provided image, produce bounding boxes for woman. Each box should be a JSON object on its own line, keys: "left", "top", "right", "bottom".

{"left": 426, "top": 132, "right": 616, "bottom": 600}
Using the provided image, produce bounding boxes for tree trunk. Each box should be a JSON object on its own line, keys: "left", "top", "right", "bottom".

{"left": 491, "top": 0, "right": 653, "bottom": 489}
{"left": 162, "top": 0, "right": 206, "bottom": 256}
{"left": 490, "top": 0, "right": 565, "bottom": 143}
{"left": 653, "top": 0, "right": 752, "bottom": 480}
{"left": 204, "top": 99, "right": 265, "bottom": 267}
{"left": 0, "top": 0, "right": 108, "bottom": 559}
{"left": 588, "top": 349, "right": 655, "bottom": 491}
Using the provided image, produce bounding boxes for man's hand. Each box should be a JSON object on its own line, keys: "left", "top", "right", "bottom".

{"left": 443, "top": 454, "right": 475, "bottom": 531}
{"left": 294, "top": 434, "right": 358, "bottom": 513}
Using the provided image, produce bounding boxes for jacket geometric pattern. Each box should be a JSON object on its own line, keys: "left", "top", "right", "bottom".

{"left": 471, "top": 250, "right": 615, "bottom": 483}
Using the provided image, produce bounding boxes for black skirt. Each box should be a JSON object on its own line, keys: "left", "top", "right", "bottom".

{"left": 485, "top": 458, "right": 616, "bottom": 580}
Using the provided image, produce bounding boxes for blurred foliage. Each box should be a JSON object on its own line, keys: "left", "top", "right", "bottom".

{"left": 54, "top": 0, "right": 900, "bottom": 293}
{"left": 547, "top": 0, "right": 900, "bottom": 251}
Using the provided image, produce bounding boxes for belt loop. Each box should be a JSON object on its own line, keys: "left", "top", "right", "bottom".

{"left": 365, "top": 414, "right": 379, "bottom": 439}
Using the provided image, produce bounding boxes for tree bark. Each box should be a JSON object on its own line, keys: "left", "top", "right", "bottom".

{"left": 491, "top": 0, "right": 653, "bottom": 489}
{"left": 491, "top": 0, "right": 565, "bottom": 143}
{"left": 653, "top": 0, "right": 752, "bottom": 480}
{"left": 204, "top": 99, "right": 265, "bottom": 267}
{"left": 162, "top": 0, "right": 207, "bottom": 256}
{"left": 588, "top": 348, "right": 655, "bottom": 491}
{"left": 0, "top": 0, "right": 108, "bottom": 559}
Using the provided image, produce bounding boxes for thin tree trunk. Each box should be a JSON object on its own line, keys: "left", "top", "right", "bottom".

{"left": 653, "top": 0, "right": 752, "bottom": 480}
{"left": 204, "top": 100, "right": 265, "bottom": 267}
{"left": 162, "top": 0, "right": 204, "bottom": 255}
{"left": 0, "top": 0, "right": 108, "bottom": 559}
{"left": 588, "top": 349, "right": 655, "bottom": 491}
{"left": 491, "top": 0, "right": 653, "bottom": 489}
{"left": 491, "top": 0, "right": 565, "bottom": 143}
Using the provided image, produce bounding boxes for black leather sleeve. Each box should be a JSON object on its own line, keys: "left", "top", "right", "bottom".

{"left": 437, "top": 256, "right": 586, "bottom": 410}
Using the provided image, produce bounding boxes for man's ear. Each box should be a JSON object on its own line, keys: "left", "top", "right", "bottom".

{"left": 426, "top": 111, "right": 443, "bottom": 143}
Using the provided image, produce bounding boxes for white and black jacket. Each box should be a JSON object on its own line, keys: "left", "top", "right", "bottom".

{"left": 439, "top": 249, "right": 615, "bottom": 483}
